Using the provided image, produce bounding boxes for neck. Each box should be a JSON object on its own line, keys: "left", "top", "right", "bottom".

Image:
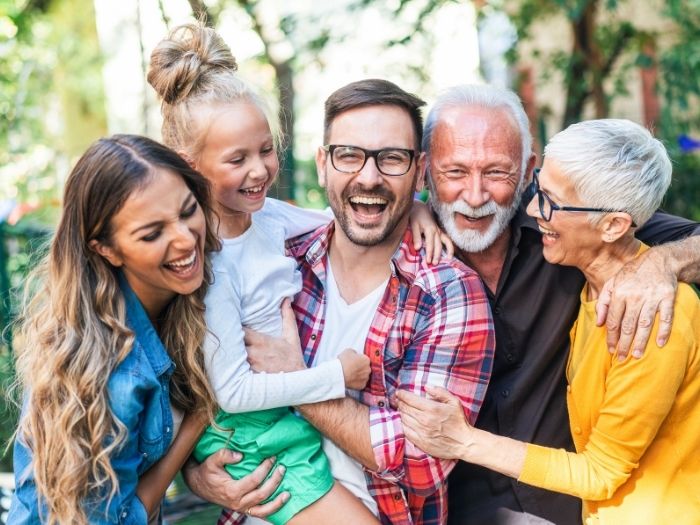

{"left": 456, "top": 228, "right": 512, "bottom": 294}
{"left": 581, "top": 235, "right": 641, "bottom": 299}
{"left": 327, "top": 218, "right": 405, "bottom": 303}
{"left": 216, "top": 204, "right": 252, "bottom": 238}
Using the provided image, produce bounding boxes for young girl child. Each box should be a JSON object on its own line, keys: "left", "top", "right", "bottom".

{"left": 148, "top": 23, "right": 447, "bottom": 525}
{"left": 9, "top": 135, "right": 219, "bottom": 524}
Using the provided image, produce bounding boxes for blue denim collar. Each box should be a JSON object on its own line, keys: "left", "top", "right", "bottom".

{"left": 118, "top": 272, "right": 173, "bottom": 376}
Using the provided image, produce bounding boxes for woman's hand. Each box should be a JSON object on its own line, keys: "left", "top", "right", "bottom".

{"left": 396, "top": 386, "right": 472, "bottom": 460}
{"left": 338, "top": 349, "right": 371, "bottom": 390}
{"left": 409, "top": 200, "right": 454, "bottom": 265}
{"left": 182, "top": 450, "right": 288, "bottom": 518}
{"left": 245, "top": 299, "right": 306, "bottom": 373}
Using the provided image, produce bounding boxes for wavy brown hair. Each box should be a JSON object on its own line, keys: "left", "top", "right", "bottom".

{"left": 13, "top": 134, "right": 219, "bottom": 525}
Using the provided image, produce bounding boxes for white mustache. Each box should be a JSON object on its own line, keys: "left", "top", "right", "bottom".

{"left": 449, "top": 200, "right": 498, "bottom": 218}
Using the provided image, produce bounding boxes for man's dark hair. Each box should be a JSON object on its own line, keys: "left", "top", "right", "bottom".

{"left": 323, "top": 79, "right": 426, "bottom": 150}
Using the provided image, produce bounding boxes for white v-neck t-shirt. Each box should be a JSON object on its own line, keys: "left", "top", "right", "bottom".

{"left": 310, "top": 258, "right": 389, "bottom": 516}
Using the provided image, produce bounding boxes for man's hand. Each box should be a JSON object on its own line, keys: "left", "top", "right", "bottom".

{"left": 245, "top": 299, "right": 306, "bottom": 373}
{"left": 182, "top": 450, "right": 288, "bottom": 518}
{"left": 396, "top": 386, "right": 471, "bottom": 460}
{"left": 596, "top": 247, "right": 677, "bottom": 359}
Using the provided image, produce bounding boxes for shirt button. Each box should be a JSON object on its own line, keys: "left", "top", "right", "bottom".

{"left": 500, "top": 388, "right": 510, "bottom": 398}
{"left": 574, "top": 426, "right": 582, "bottom": 435}
{"left": 378, "top": 401, "right": 385, "bottom": 408}
{"left": 374, "top": 350, "right": 381, "bottom": 357}
{"left": 310, "top": 334, "right": 317, "bottom": 340}
{"left": 393, "top": 493, "right": 402, "bottom": 501}
{"left": 142, "top": 452, "right": 148, "bottom": 458}
{"left": 506, "top": 353, "right": 515, "bottom": 363}
{"left": 494, "top": 307, "right": 502, "bottom": 315}
{"left": 121, "top": 511, "right": 128, "bottom": 518}
{"left": 165, "top": 426, "right": 171, "bottom": 433}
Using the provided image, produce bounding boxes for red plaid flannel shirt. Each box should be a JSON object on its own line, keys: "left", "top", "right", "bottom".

{"left": 219, "top": 223, "right": 494, "bottom": 525}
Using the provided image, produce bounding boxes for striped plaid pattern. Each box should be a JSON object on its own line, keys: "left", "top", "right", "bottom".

{"left": 219, "top": 222, "right": 494, "bottom": 525}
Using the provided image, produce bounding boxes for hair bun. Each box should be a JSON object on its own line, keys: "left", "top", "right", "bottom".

{"left": 148, "top": 23, "right": 238, "bottom": 105}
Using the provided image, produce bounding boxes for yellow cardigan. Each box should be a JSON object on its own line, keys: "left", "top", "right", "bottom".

{"left": 519, "top": 279, "right": 700, "bottom": 524}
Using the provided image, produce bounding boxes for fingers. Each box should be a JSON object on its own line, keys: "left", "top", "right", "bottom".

{"left": 605, "top": 291, "right": 626, "bottom": 354}
{"left": 247, "top": 491, "right": 290, "bottom": 519}
{"left": 210, "top": 448, "right": 243, "bottom": 468}
{"left": 244, "top": 327, "right": 267, "bottom": 347}
{"left": 615, "top": 304, "right": 641, "bottom": 360}
{"left": 432, "top": 229, "right": 442, "bottom": 265}
{"left": 411, "top": 218, "right": 423, "bottom": 251}
{"left": 655, "top": 297, "right": 675, "bottom": 347}
{"left": 441, "top": 232, "right": 454, "bottom": 260}
{"left": 425, "top": 385, "right": 460, "bottom": 406}
{"left": 239, "top": 460, "right": 287, "bottom": 511}
{"left": 596, "top": 279, "right": 613, "bottom": 327}
{"left": 279, "top": 299, "right": 300, "bottom": 346}
{"left": 630, "top": 302, "right": 657, "bottom": 358}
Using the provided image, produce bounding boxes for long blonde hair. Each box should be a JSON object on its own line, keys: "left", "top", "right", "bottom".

{"left": 13, "top": 135, "right": 219, "bottom": 525}
{"left": 147, "top": 22, "right": 281, "bottom": 160}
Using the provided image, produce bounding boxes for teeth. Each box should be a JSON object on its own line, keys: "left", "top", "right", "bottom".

{"left": 167, "top": 251, "right": 196, "bottom": 268}
{"left": 349, "top": 196, "right": 387, "bottom": 205}
{"left": 241, "top": 184, "right": 265, "bottom": 194}
{"left": 539, "top": 226, "right": 558, "bottom": 236}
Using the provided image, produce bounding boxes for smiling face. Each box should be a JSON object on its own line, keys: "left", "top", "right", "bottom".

{"left": 93, "top": 168, "right": 206, "bottom": 318}
{"left": 429, "top": 105, "right": 527, "bottom": 253}
{"left": 317, "top": 104, "right": 422, "bottom": 247}
{"left": 525, "top": 157, "right": 602, "bottom": 269}
{"left": 195, "top": 101, "right": 278, "bottom": 234}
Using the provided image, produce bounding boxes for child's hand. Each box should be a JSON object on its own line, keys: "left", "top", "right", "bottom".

{"left": 409, "top": 201, "right": 454, "bottom": 265}
{"left": 338, "top": 349, "right": 371, "bottom": 390}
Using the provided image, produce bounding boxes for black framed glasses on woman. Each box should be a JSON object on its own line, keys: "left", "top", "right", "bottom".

{"left": 526, "top": 168, "right": 636, "bottom": 226}
{"left": 323, "top": 144, "right": 415, "bottom": 176}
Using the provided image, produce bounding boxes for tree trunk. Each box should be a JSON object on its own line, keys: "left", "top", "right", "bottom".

{"left": 273, "top": 60, "right": 294, "bottom": 201}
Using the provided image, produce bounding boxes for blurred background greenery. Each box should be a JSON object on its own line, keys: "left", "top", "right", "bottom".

{"left": 1, "top": 0, "right": 699, "bottom": 520}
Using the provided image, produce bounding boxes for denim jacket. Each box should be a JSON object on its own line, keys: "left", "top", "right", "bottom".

{"left": 9, "top": 275, "right": 175, "bottom": 524}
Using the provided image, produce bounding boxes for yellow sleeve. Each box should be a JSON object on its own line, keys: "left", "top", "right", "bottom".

{"left": 519, "top": 289, "right": 696, "bottom": 500}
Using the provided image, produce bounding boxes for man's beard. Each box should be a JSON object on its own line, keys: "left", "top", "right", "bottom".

{"left": 431, "top": 178, "right": 525, "bottom": 253}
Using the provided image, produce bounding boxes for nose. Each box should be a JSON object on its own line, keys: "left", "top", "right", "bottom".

{"left": 173, "top": 220, "right": 197, "bottom": 250}
{"left": 460, "top": 173, "right": 490, "bottom": 208}
{"left": 525, "top": 187, "right": 539, "bottom": 219}
{"left": 248, "top": 155, "right": 269, "bottom": 181}
{"left": 355, "top": 155, "right": 383, "bottom": 187}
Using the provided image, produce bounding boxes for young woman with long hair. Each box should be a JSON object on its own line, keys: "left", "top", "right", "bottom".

{"left": 9, "top": 134, "right": 219, "bottom": 524}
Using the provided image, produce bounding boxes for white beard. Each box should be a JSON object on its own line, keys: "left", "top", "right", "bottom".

{"left": 432, "top": 180, "right": 525, "bottom": 253}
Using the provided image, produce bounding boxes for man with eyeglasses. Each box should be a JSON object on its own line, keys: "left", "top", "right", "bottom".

{"left": 419, "top": 84, "right": 700, "bottom": 524}
{"left": 209, "top": 78, "right": 495, "bottom": 525}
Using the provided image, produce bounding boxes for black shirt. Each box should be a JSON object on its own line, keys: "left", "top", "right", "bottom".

{"left": 448, "top": 208, "right": 700, "bottom": 525}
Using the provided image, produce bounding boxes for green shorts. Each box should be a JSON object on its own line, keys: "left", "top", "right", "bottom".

{"left": 194, "top": 407, "right": 334, "bottom": 525}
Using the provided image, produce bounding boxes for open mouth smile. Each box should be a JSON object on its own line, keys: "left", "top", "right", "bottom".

{"left": 240, "top": 182, "right": 266, "bottom": 196}
{"left": 348, "top": 195, "right": 389, "bottom": 217}
{"left": 163, "top": 249, "right": 199, "bottom": 276}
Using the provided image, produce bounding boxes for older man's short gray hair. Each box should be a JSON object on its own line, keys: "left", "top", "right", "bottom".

{"left": 422, "top": 84, "right": 532, "bottom": 176}
{"left": 544, "top": 119, "right": 671, "bottom": 228}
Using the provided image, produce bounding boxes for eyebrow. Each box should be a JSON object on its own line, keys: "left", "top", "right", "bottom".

{"left": 130, "top": 193, "right": 196, "bottom": 235}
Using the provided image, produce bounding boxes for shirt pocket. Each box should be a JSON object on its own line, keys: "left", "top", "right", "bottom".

{"left": 137, "top": 391, "right": 167, "bottom": 472}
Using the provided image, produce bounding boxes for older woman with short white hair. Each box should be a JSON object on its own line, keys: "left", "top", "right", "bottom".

{"left": 398, "top": 119, "right": 700, "bottom": 524}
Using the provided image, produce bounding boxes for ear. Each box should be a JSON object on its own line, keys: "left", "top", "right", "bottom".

{"left": 415, "top": 152, "right": 426, "bottom": 192}
{"left": 89, "top": 239, "right": 124, "bottom": 267}
{"left": 600, "top": 213, "right": 634, "bottom": 243}
{"left": 524, "top": 152, "right": 537, "bottom": 184}
{"left": 315, "top": 146, "right": 328, "bottom": 188}
{"left": 178, "top": 150, "right": 197, "bottom": 171}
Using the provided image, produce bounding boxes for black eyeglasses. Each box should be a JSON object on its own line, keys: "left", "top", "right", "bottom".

{"left": 323, "top": 145, "right": 415, "bottom": 176}
{"left": 526, "top": 168, "right": 636, "bottom": 226}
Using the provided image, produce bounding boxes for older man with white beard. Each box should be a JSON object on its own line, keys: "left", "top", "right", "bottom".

{"left": 422, "top": 84, "right": 700, "bottom": 525}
